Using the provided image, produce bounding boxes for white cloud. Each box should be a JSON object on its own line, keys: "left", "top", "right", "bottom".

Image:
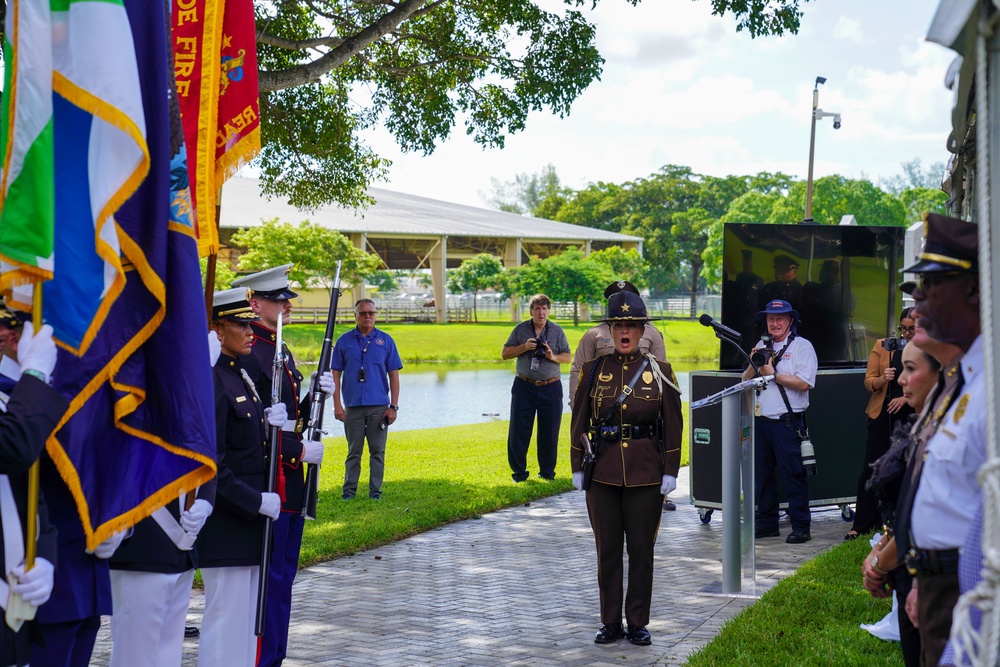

{"left": 833, "top": 16, "right": 864, "bottom": 43}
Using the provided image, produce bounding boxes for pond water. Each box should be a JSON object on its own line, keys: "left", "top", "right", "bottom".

{"left": 298, "top": 362, "right": 703, "bottom": 436}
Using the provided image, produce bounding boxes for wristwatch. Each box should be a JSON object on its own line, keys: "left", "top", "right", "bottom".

{"left": 389, "top": 404, "right": 399, "bottom": 411}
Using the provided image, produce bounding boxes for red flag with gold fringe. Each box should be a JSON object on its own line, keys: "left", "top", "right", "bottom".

{"left": 214, "top": 0, "right": 260, "bottom": 185}
{"left": 172, "top": 0, "right": 260, "bottom": 258}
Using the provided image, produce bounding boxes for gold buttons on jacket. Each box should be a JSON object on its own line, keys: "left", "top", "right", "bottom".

{"left": 622, "top": 442, "right": 629, "bottom": 448}
{"left": 622, "top": 404, "right": 628, "bottom": 410}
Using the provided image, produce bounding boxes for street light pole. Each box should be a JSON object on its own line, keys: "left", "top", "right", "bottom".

{"left": 804, "top": 77, "right": 826, "bottom": 223}
{"left": 803, "top": 77, "right": 843, "bottom": 223}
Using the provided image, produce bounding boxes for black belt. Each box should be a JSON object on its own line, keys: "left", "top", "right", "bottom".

{"left": 757, "top": 412, "right": 803, "bottom": 423}
{"left": 593, "top": 423, "right": 658, "bottom": 441}
{"left": 905, "top": 548, "right": 959, "bottom": 576}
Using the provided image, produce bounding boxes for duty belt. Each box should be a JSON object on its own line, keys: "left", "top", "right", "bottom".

{"left": 281, "top": 418, "right": 304, "bottom": 434}
{"left": 593, "top": 423, "right": 658, "bottom": 441}
{"left": 905, "top": 548, "right": 959, "bottom": 576}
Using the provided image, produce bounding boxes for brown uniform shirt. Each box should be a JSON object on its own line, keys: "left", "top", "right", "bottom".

{"left": 570, "top": 351, "right": 682, "bottom": 486}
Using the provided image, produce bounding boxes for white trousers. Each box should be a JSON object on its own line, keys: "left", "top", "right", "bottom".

{"left": 110, "top": 569, "right": 195, "bottom": 667}
{"left": 198, "top": 566, "right": 259, "bottom": 667}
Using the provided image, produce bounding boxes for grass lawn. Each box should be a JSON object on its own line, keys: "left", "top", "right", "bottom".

{"left": 685, "top": 538, "right": 904, "bottom": 667}
{"left": 302, "top": 411, "right": 690, "bottom": 566}
{"left": 283, "top": 318, "right": 721, "bottom": 364}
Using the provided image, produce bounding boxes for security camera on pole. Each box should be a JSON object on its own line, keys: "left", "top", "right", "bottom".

{"left": 804, "top": 76, "right": 843, "bottom": 223}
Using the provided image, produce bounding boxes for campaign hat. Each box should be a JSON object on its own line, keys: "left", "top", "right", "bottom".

{"left": 231, "top": 264, "right": 298, "bottom": 300}
{"left": 755, "top": 299, "right": 799, "bottom": 323}
{"left": 603, "top": 280, "right": 640, "bottom": 299}
{"left": 902, "top": 213, "right": 978, "bottom": 274}
{"left": 212, "top": 287, "right": 260, "bottom": 322}
{"left": 600, "top": 291, "right": 659, "bottom": 323}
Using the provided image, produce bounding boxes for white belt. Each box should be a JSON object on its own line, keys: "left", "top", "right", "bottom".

{"left": 152, "top": 508, "right": 196, "bottom": 551}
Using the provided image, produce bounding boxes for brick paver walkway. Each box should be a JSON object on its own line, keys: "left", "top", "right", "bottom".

{"left": 89, "top": 468, "right": 851, "bottom": 666}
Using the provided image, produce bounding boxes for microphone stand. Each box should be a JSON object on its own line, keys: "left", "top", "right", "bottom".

{"left": 713, "top": 330, "right": 766, "bottom": 381}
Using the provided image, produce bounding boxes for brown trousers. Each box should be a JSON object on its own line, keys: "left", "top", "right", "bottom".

{"left": 586, "top": 482, "right": 663, "bottom": 626}
{"left": 916, "top": 571, "right": 959, "bottom": 667}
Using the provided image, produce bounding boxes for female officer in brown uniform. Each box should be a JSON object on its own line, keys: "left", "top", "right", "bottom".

{"left": 570, "top": 290, "right": 682, "bottom": 647}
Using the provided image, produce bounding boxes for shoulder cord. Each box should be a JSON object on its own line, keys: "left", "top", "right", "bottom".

{"left": 644, "top": 353, "right": 681, "bottom": 396}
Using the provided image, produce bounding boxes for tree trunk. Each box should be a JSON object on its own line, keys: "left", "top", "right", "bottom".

{"left": 473, "top": 290, "right": 479, "bottom": 323}
{"left": 573, "top": 301, "right": 579, "bottom": 327}
{"left": 689, "top": 261, "right": 703, "bottom": 319}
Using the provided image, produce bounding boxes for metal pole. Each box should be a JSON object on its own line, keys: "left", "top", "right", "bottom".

{"left": 804, "top": 86, "right": 819, "bottom": 222}
{"left": 721, "top": 391, "right": 741, "bottom": 594}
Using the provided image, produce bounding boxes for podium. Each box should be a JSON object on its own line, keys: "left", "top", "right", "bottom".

{"left": 690, "top": 375, "right": 770, "bottom": 595}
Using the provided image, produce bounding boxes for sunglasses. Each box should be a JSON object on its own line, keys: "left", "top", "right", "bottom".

{"left": 917, "top": 272, "right": 966, "bottom": 292}
{"left": 357, "top": 311, "right": 376, "bottom": 317}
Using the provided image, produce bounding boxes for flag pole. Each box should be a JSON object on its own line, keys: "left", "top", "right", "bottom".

{"left": 24, "top": 289, "right": 43, "bottom": 569}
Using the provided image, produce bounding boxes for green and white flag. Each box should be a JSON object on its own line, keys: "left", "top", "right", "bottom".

{"left": 0, "top": 0, "right": 55, "bottom": 290}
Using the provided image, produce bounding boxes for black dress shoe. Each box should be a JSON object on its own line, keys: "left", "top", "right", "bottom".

{"left": 755, "top": 528, "right": 780, "bottom": 539}
{"left": 184, "top": 625, "right": 199, "bottom": 638}
{"left": 626, "top": 624, "right": 652, "bottom": 645}
{"left": 786, "top": 531, "right": 812, "bottom": 544}
{"left": 662, "top": 499, "right": 676, "bottom": 511}
{"left": 594, "top": 623, "right": 624, "bottom": 644}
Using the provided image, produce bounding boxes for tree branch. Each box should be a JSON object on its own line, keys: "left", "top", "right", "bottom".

{"left": 258, "top": 0, "right": 433, "bottom": 92}
{"left": 257, "top": 32, "right": 345, "bottom": 51}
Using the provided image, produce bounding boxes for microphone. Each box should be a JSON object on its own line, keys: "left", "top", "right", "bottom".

{"left": 699, "top": 314, "right": 741, "bottom": 342}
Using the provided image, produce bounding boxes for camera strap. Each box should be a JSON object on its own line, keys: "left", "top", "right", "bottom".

{"left": 770, "top": 335, "right": 808, "bottom": 440}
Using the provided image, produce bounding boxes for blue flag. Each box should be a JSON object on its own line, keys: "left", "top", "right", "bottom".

{"left": 46, "top": 0, "right": 216, "bottom": 549}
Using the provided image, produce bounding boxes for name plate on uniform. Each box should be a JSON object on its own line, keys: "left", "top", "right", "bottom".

{"left": 236, "top": 396, "right": 247, "bottom": 403}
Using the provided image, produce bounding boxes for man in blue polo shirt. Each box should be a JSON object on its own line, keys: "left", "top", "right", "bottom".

{"left": 331, "top": 299, "right": 403, "bottom": 500}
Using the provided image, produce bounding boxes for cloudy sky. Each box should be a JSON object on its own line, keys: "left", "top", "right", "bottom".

{"left": 357, "top": 0, "right": 956, "bottom": 208}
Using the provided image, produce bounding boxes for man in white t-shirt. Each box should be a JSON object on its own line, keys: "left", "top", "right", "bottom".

{"left": 742, "top": 299, "right": 817, "bottom": 544}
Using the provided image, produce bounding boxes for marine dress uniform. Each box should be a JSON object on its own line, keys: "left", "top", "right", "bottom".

{"left": 196, "top": 289, "right": 276, "bottom": 667}
{"left": 0, "top": 323, "right": 68, "bottom": 667}
{"left": 570, "top": 291, "right": 682, "bottom": 647}
{"left": 231, "top": 265, "right": 312, "bottom": 666}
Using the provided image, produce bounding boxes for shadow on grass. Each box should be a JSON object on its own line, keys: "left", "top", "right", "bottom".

{"left": 299, "top": 476, "right": 574, "bottom": 567}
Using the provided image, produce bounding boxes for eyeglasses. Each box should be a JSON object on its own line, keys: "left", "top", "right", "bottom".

{"left": 357, "top": 311, "right": 376, "bottom": 317}
{"left": 897, "top": 325, "right": 915, "bottom": 334}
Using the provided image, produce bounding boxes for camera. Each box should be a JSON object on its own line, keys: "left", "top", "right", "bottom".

{"left": 800, "top": 436, "right": 818, "bottom": 476}
{"left": 882, "top": 337, "right": 907, "bottom": 352}
{"left": 533, "top": 336, "right": 548, "bottom": 359}
{"left": 833, "top": 115, "right": 842, "bottom": 130}
{"left": 751, "top": 350, "right": 769, "bottom": 368}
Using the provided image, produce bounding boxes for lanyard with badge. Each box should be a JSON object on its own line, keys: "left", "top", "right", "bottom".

{"left": 356, "top": 331, "right": 374, "bottom": 382}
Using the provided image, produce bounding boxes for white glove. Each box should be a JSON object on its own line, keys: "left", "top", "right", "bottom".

{"left": 17, "top": 321, "right": 56, "bottom": 381}
{"left": 660, "top": 474, "right": 677, "bottom": 496}
{"left": 11, "top": 557, "right": 54, "bottom": 607}
{"left": 302, "top": 440, "right": 324, "bottom": 465}
{"left": 180, "top": 498, "right": 213, "bottom": 537}
{"left": 318, "top": 371, "right": 335, "bottom": 394}
{"left": 258, "top": 492, "right": 281, "bottom": 520}
{"left": 207, "top": 331, "right": 222, "bottom": 367}
{"left": 89, "top": 530, "right": 125, "bottom": 559}
{"left": 264, "top": 403, "right": 287, "bottom": 428}
{"left": 572, "top": 471, "right": 584, "bottom": 491}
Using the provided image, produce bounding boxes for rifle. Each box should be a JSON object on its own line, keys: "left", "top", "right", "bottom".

{"left": 255, "top": 313, "right": 283, "bottom": 637}
{"left": 301, "top": 260, "right": 342, "bottom": 519}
